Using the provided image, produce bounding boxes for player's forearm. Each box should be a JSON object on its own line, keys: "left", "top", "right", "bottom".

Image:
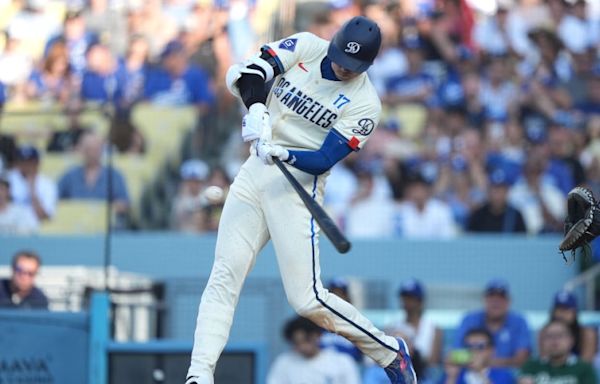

{"left": 286, "top": 129, "right": 353, "bottom": 175}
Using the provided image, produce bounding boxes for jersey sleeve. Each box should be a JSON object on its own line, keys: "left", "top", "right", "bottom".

{"left": 332, "top": 94, "right": 381, "bottom": 151}
{"left": 261, "top": 32, "right": 324, "bottom": 74}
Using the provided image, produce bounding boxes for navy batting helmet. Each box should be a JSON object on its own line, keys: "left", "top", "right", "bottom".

{"left": 327, "top": 16, "right": 382, "bottom": 73}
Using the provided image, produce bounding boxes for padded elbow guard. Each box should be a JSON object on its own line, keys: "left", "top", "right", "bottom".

{"left": 225, "top": 55, "right": 275, "bottom": 98}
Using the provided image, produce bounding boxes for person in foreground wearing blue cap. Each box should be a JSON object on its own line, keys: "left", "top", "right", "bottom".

{"left": 467, "top": 168, "right": 526, "bottom": 233}
{"left": 544, "top": 290, "right": 597, "bottom": 363}
{"left": 453, "top": 279, "right": 531, "bottom": 368}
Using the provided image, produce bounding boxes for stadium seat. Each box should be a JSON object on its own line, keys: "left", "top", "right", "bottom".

{"left": 131, "top": 104, "right": 198, "bottom": 167}
{"left": 112, "top": 154, "right": 156, "bottom": 223}
{"left": 1, "top": 102, "right": 64, "bottom": 144}
{"left": 40, "top": 200, "right": 108, "bottom": 234}
{"left": 40, "top": 153, "right": 79, "bottom": 181}
{"left": 382, "top": 103, "right": 427, "bottom": 139}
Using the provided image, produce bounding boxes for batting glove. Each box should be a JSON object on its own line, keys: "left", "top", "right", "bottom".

{"left": 255, "top": 139, "right": 289, "bottom": 165}
{"left": 242, "top": 103, "right": 270, "bottom": 142}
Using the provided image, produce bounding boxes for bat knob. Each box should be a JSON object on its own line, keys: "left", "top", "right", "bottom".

{"left": 337, "top": 241, "right": 352, "bottom": 254}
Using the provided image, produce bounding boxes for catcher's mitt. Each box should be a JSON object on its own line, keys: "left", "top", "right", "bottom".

{"left": 559, "top": 186, "right": 600, "bottom": 261}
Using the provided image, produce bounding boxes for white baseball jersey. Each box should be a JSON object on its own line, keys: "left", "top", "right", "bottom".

{"left": 262, "top": 32, "right": 381, "bottom": 152}
{"left": 187, "top": 31, "right": 401, "bottom": 384}
{"left": 267, "top": 349, "right": 361, "bottom": 384}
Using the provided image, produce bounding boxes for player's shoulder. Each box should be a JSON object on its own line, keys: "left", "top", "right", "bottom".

{"left": 274, "top": 31, "right": 328, "bottom": 53}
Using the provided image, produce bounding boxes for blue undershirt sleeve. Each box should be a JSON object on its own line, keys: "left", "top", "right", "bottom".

{"left": 286, "top": 129, "right": 355, "bottom": 175}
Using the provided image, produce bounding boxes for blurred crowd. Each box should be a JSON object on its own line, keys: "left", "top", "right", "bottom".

{"left": 269, "top": 278, "right": 599, "bottom": 383}
{"left": 0, "top": 0, "right": 600, "bottom": 244}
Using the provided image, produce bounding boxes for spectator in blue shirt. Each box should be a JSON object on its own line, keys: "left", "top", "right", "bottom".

{"left": 144, "top": 40, "right": 214, "bottom": 111}
{"left": 45, "top": 10, "right": 99, "bottom": 77}
{"left": 58, "top": 131, "right": 129, "bottom": 215}
{"left": 442, "top": 328, "right": 516, "bottom": 384}
{"left": 80, "top": 44, "right": 124, "bottom": 104}
{"left": 453, "top": 279, "right": 531, "bottom": 368}
{"left": 383, "top": 37, "right": 437, "bottom": 107}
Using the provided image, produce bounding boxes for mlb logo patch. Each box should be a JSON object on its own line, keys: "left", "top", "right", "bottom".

{"left": 279, "top": 38, "right": 298, "bottom": 52}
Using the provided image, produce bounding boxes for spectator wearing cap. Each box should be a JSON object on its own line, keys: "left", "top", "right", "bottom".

{"left": 319, "top": 278, "right": 363, "bottom": 363}
{"left": 520, "top": 26, "right": 572, "bottom": 118}
{"left": 472, "top": 0, "right": 531, "bottom": 57}
{"left": 0, "top": 174, "right": 38, "bottom": 234}
{"left": 382, "top": 37, "right": 437, "bottom": 108}
{"left": 143, "top": 40, "right": 215, "bottom": 111}
{"left": 454, "top": 279, "right": 531, "bottom": 368}
{"left": 542, "top": 290, "right": 598, "bottom": 362}
{"left": 45, "top": 10, "right": 99, "bottom": 77}
{"left": 170, "top": 159, "right": 212, "bottom": 233}
{"left": 508, "top": 152, "right": 566, "bottom": 234}
{"left": 7, "top": 146, "right": 57, "bottom": 224}
{"left": 385, "top": 278, "right": 442, "bottom": 379}
{"left": 467, "top": 168, "right": 526, "bottom": 233}
{"left": 58, "top": 131, "right": 129, "bottom": 215}
{"left": 393, "top": 171, "right": 457, "bottom": 238}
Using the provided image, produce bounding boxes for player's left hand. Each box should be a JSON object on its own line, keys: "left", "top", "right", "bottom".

{"left": 255, "top": 139, "right": 289, "bottom": 165}
{"left": 242, "top": 103, "right": 270, "bottom": 142}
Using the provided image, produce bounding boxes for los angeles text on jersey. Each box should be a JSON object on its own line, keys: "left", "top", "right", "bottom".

{"left": 272, "top": 77, "right": 338, "bottom": 128}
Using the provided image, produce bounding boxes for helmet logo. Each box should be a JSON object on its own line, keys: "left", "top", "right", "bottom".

{"left": 344, "top": 42, "right": 361, "bottom": 54}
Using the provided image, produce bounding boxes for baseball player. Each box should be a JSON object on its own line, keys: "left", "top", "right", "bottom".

{"left": 185, "top": 16, "right": 416, "bottom": 384}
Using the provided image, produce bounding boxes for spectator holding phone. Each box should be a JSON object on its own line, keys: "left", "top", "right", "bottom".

{"left": 442, "top": 328, "right": 515, "bottom": 384}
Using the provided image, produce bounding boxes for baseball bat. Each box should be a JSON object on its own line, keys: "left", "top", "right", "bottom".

{"left": 272, "top": 158, "right": 351, "bottom": 254}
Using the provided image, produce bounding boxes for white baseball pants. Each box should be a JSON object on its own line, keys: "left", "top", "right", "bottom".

{"left": 187, "top": 155, "right": 399, "bottom": 383}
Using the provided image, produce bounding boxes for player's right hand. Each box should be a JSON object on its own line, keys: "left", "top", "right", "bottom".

{"left": 242, "top": 103, "right": 270, "bottom": 142}
{"left": 255, "top": 139, "right": 289, "bottom": 165}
